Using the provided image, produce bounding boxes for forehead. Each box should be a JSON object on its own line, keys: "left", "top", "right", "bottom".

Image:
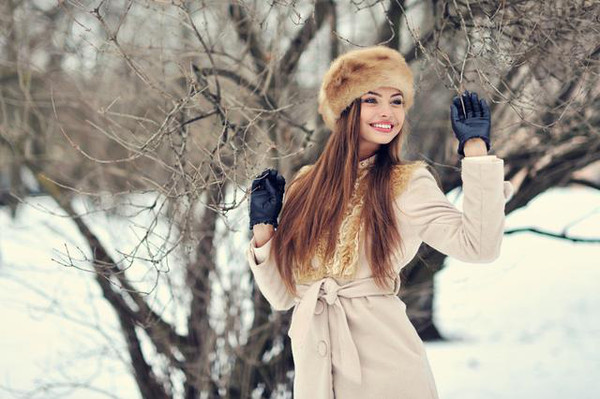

{"left": 362, "top": 86, "right": 403, "bottom": 96}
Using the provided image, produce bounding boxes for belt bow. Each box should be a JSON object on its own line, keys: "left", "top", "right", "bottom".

{"left": 287, "top": 275, "right": 401, "bottom": 386}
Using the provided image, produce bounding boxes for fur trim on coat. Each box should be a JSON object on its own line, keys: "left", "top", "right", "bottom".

{"left": 290, "top": 159, "right": 427, "bottom": 284}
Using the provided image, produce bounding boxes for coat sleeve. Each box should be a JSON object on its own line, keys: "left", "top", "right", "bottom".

{"left": 395, "top": 156, "right": 513, "bottom": 263}
{"left": 246, "top": 166, "right": 312, "bottom": 311}
{"left": 246, "top": 235, "right": 296, "bottom": 311}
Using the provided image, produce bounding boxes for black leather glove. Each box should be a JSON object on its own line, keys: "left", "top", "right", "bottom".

{"left": 450, "top": 90, "right": 492, "bottom": 157}
{"left": 248, "top": 168, "right": 286, "bottom": 230}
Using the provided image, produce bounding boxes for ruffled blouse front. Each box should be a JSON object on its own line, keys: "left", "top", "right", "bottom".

{"left": 292, "top": 154, "right": 426, "bottom": 284}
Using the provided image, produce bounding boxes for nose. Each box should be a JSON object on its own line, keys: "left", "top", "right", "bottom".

{"left": 378, "top": 102, "right": 393, "bottom": 117}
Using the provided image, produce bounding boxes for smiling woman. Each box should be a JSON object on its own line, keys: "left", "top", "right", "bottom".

{"left": 247, "top": 45, "right": 512, "bottom": 399}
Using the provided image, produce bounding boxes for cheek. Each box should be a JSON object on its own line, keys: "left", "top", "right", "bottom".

{"left": 359, "top": 111, "right": 372, "bottom": 132}
{"left": 359, "top": 122, "right": 370, "bottom": 139}
{"left": 359, "top": 108, "right": 371, "bottom": 124}
{"left": 361, "top": 107, "right": 380, "bottom": 123}
{"left": 395, "top": 110, "right": 406, "bottom": 126}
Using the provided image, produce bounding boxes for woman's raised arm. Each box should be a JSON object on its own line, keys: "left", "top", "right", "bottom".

{"left": 246, "top": 167, "right": 310, "bottom": 311}
{"left": 246, "top": 226, "right": 296, "bottom": 311}
{"left": 395, "top": 158, "right": 513, "bottom": 263}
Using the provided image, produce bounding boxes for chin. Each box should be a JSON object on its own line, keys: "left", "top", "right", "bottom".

{"left": 362, "top": 126, "right": 399, "bottom": 140}
{"left": 368, "top": 133, "right": 398, "bottom": 144}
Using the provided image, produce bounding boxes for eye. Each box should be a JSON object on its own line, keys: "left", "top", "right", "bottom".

{"left": 393, "top": 98, "right": 403, "bottom": 105}
{"left": 361, "top": 97, "right": 376, "bottom": 104}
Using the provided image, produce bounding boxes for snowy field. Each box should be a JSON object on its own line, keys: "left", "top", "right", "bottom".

{"left": 430, "top": 186, "right": 600, "bottom": 399}
{"left": 0, "top": 186, "right": 598, "bottom": 398}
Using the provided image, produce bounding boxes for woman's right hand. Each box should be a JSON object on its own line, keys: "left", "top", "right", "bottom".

{"left": 248, "top": 168, "right": 286, "bottom": 231}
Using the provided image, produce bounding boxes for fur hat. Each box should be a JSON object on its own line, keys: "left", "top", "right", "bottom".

{"left": 317, "top": 46, "right": 414, "bottom": 131}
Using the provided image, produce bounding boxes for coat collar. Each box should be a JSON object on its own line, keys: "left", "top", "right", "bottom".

{"left": 358, "top": 153, "right": 377, "bottom": 169}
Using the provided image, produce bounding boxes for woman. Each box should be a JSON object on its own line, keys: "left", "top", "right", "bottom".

{"left": 246, "top": 46, "right": 513, "bottom": 399}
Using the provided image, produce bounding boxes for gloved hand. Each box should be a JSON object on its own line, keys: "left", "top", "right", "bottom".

{"left": 248, "top": 168, "right": 286, "bottom": 230}
{"left": 450, "top": 90, "right": 492, "bottom": 157}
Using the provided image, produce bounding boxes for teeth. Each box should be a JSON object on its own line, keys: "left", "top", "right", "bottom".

{"left": 372, "top": 123, "right": 392, "bottom": 129}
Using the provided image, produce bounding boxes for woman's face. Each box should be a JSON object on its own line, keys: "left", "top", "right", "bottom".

{"left": 358, "top": 86, "right": 405, "bottom": 157}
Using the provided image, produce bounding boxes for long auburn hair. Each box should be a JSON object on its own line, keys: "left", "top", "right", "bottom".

{"left": 271, "top": 97, "right": 414, "bottom": 297}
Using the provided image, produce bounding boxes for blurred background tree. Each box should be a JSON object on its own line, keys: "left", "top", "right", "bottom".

{"left": 0, "top": 0, "right": 598, "bottom": 397}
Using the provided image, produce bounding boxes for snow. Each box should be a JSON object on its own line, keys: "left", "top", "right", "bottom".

{"left": 430, "top": 186, "right": 600, "bottom": 399}
{"left": 1, "top": 186, "right": 599, "bottom": 398}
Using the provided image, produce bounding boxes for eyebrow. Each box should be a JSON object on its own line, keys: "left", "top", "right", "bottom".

{"left": 365, "top": 91, "right": 403, "bottom": 98}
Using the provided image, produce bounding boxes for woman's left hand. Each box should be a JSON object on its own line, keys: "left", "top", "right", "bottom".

{"left": 450, "top": 90, "right": 492, "bottom": 156}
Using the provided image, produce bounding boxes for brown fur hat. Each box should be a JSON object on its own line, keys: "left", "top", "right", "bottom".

{"left": 317, "top": 46, "right": 414, "bottom": 131}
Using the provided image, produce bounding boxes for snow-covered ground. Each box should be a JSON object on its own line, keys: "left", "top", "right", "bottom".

{"left": 430, "top": 186, "right": 600, "bottom": 399}
{"left": 0, "top": 186, "right": 598, "bottom": 398}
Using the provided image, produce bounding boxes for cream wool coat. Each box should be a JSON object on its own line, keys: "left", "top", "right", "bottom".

{"left": 246, "top": 154, "right": 514, "bottom": 399}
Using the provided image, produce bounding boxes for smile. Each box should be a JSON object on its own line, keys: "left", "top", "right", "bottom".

{"left": 370, "top": 123, "right": 394, "bottom": 133}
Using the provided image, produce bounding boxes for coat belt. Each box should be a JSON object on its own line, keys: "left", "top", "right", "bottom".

{"left": 287, "top": 275, "right": 401, "bottom": 386}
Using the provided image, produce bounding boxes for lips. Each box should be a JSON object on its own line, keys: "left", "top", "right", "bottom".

{"left": 370, "top": 122, "right": 394, "bottom": 133}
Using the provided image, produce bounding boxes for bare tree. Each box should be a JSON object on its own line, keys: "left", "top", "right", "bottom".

{"left": 0, "top": 0, "right": 598, "bottom": 397}
{"left": 393, "top": 0, "right": 600, "bottom": 339}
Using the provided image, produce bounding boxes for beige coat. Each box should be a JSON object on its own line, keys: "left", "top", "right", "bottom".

{"left": 246, "top": 154, "right": 514, "bottom": 399}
